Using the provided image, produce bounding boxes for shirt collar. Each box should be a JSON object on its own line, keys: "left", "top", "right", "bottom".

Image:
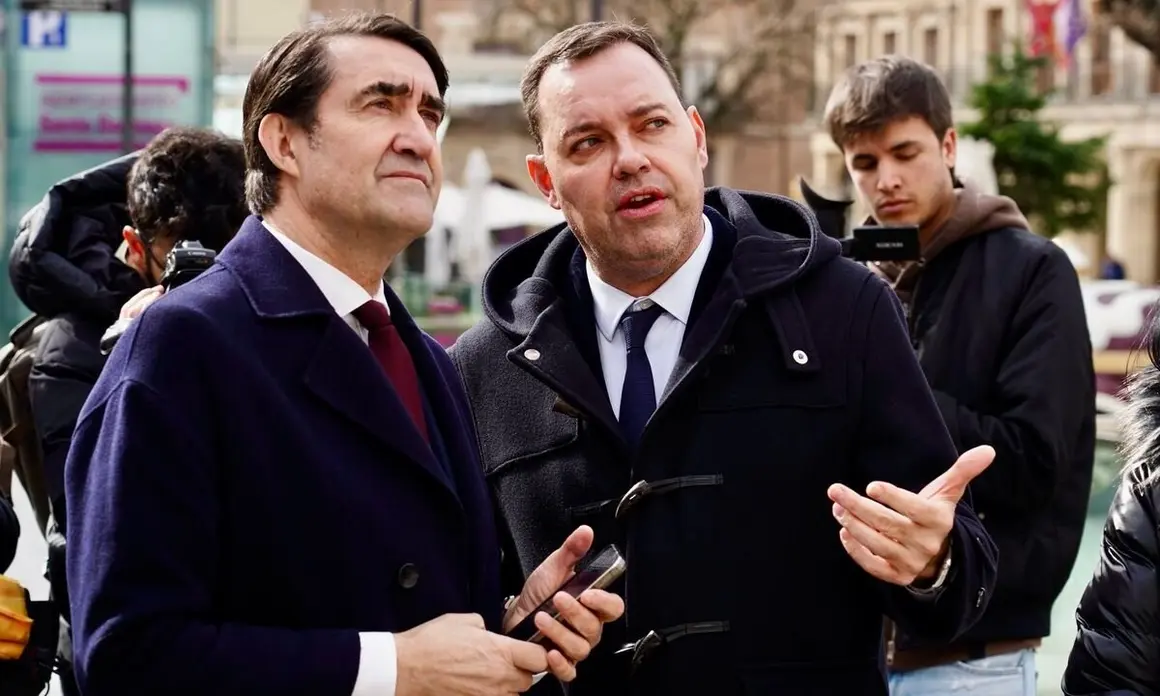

{"left": 262, "top": 219, "right": 388, "bottom": 317}
{"left": 587, "top": 214, "right": 714, "bottom": 342}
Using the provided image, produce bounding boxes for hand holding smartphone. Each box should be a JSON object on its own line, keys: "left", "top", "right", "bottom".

{"left": 505, "top": 544, "right": 627, "bottom": 645}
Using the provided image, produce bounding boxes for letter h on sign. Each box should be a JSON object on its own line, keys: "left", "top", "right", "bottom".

{"left": 21, "top": 10, "right": 67, "bottom": 48}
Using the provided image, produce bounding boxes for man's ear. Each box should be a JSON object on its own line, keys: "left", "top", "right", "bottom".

{"left": 257, "top": 113, "right": 302, "bottom": 179}
{"left": 526, "top": 154, "right": 560, "bottom": 209}
{"left": 942, "top": 127, "right": 958, "bottom": 171}
{"left": 121, "top": 226, "right": 147, "bottom": 275}
{"left": 687, "top": 106, "right": 709, "bottom": 171}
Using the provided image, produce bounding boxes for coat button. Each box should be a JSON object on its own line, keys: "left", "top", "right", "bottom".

{"left": 397, "top": 563, "right": 419, "bottom": 590}
{"left": 524, "top": 348, "right": 541, "bottom": 361}
{"left": 792, "top": 349, "right": 809, "bottom": 365}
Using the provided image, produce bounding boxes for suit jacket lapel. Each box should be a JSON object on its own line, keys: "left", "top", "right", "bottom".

{"left": 217, "top": 217, "right": 457, "bottom": 498}
{"left": 385, "top": 288, "right": 476, "bottom": 497}
{"left": 301, "top": 316, "right": 455, "bottom": 495}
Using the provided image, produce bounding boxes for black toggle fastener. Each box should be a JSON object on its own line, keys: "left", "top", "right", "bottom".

{"left": 615, "top": 621, "right": 731, "bottom": 671}
{"left": 614, "top": 475, "right": 724, "bottom": 519}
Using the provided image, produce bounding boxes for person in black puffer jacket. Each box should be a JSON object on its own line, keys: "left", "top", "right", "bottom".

{"left": 1063, "top": 313, "right": 1160, "bottom": 696}
{"left": 8, "top": 126, "right": 246, "bottom": 696}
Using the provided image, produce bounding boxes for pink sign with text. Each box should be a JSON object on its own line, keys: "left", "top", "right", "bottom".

{"left": 34, "top": 73, "right": 191, "bottom": 152}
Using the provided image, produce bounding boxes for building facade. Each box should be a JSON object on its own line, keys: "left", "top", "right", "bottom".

{"left": 215, "top": 0, "right": 819, "bottom": 201}
{"left": 808, "top": 0, "right": 1160, "bottom": 281}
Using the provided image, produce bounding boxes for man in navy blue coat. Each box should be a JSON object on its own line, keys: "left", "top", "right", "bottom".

{"left": 63, "top": 13, "right": 622, "bottom": 696}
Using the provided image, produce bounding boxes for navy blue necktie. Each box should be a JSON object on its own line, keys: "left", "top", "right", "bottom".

{"left": 618, "top": 301, "right": 665, "bottom": 446}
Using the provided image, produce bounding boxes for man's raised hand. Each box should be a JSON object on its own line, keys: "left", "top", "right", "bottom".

{"left": 826, "top": 445, "right": 995, "bottom": 585}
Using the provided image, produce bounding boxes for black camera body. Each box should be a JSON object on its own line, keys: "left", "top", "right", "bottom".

{"left": 842, "top": 225, "right": 921, "bottom": 262}
{"left": 158, "top": 240, "right": 216, "bottom": 291}
{"left": 798, "top": 177, "right": 921, "bottom": 263}
{"left": 100, "top": 239, "right": 216, "bottom": 354}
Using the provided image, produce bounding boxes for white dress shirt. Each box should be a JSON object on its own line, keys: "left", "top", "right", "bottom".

{"left": 264, "top": 221, "right": 398, "bottom": 696}
{"left": 587, "top": 215, "right": 713, "bottom": 417}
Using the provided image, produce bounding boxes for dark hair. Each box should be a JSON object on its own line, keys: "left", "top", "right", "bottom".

{"left": 520, "top": 21, "right": 680, "bottom": 150}
{"left": 823, "top": 55, "right": 954, "bottom": 150}
{"left": 1121, "top": 304, "right": 1160, "bottom": 488}
{"left": 242, "top": 12, "right": 449, "bottom": 214}
{"left": 127, "top": 126, "right": 247, "bottom": 253}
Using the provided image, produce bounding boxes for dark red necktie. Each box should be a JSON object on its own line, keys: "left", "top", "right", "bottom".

{"left": 353, "top": 300, "right": 429, "bottom": 442}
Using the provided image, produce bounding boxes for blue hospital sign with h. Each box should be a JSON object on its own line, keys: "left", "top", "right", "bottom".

{"left": 21, "top": 10, "right": 68, "bottom": 49}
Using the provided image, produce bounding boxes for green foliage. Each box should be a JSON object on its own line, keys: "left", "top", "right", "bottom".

{"left": 960, "top": 48, "right": 1111, "bottom": 238}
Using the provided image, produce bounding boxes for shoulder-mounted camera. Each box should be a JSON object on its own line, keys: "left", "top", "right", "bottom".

{"left": 158, "top": 240, "right": 216, "bottom": 291}
{"left": 100, "top": 240, "right": 217, "bottom": 355}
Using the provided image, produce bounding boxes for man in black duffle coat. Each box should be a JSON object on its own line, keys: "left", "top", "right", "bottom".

{"left": 450, "top": 22, "right": 999, "bottom": 696}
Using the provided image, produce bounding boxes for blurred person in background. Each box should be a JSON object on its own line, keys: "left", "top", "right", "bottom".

{"left": 1062, "top": 309, "right": 1160, "bottom": 695}
{"left": 0, "top": 475, "right": 60, "bottom": 696}
{"left": 824, "top": 56, "right": 1095, "bottom": 695}
{"left": 5, "top": 125, "right": 248, "bottom": 696}
{"left": 0, "top": 484, "right": 57, "bottom": 696}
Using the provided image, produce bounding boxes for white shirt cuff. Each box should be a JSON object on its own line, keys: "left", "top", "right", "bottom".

{"left": 352, "top": 632, "right": 397, "bottom": 696}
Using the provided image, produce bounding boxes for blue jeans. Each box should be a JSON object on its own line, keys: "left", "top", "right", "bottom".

{"left": 889, "top": 649, "right": 1037, "bottom": 695}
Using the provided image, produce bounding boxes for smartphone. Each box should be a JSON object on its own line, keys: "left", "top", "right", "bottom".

{"left": 506, "top": 544, "right": 626, "bottom": 645}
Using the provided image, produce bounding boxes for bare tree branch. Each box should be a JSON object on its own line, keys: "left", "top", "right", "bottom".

{"left": 481, "top": 0, "right": 821, "bottom": 132}
{"left": 1100, "top": 0, "right": 1160, "bottom": 58}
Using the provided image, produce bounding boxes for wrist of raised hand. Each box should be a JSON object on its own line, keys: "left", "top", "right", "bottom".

{"left": 916, "top": 538, "right": 950, "bottom": 582}
{"left": 909, "top": 537, "right": 953, "bottom": 593}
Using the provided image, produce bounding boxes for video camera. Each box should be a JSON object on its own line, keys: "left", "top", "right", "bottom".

{"left": 158, "top": 240, "right": 216, "bottom": 291}
{"left": 99, "top": 240, "right": 217, "bottom": 354}
{"left": 841, "top": 225, "right": 921, "bottom": 262}
{"left": 799, "top": 177, "right": 921, "bottom": 263}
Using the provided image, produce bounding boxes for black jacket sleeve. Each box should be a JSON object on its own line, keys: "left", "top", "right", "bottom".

{"left": 856, "top": 278, "right": 998, "bottom": 642}
{"left": 932, "top": 247, "right": 1093, "bottom": 515}
{"left": 29, "top": 320, "right": 108, "bottom": 515}
{"left": 29, "top": 361, "right": 97, "bottom": 521}
{"left": 1063, "top": 473, "right": 1160, "bottom": 696}
{"left": 0, "top": 491, "right": 18, "bottom": 572}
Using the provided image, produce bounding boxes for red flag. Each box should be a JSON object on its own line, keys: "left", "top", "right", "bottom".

{"left": 1027, "top": 0, "right": 1061, "bottom": 58}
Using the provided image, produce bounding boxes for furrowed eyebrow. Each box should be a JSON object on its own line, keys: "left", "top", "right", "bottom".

{"left": 358, "top": 81, "right": 410, "bottom": 101}
{"left": 559, "top": 102, "right": 670, "bottom": 142}
{"left": 353, "top": 81, "right": 446, "bottom": 121}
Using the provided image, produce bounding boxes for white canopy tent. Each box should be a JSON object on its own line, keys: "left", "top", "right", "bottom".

{"left": 434, "top": 180, "right": 564, "bottom": 232}
{"left": 426, "top": 148, "right": 564, "bottom": 288}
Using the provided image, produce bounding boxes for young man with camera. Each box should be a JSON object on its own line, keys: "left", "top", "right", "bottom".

{"left": 823, "top": 56, "right": 1095, "bottom": 695}
{"left": 5, "top": 125, "right": 249, "bottom": 695}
